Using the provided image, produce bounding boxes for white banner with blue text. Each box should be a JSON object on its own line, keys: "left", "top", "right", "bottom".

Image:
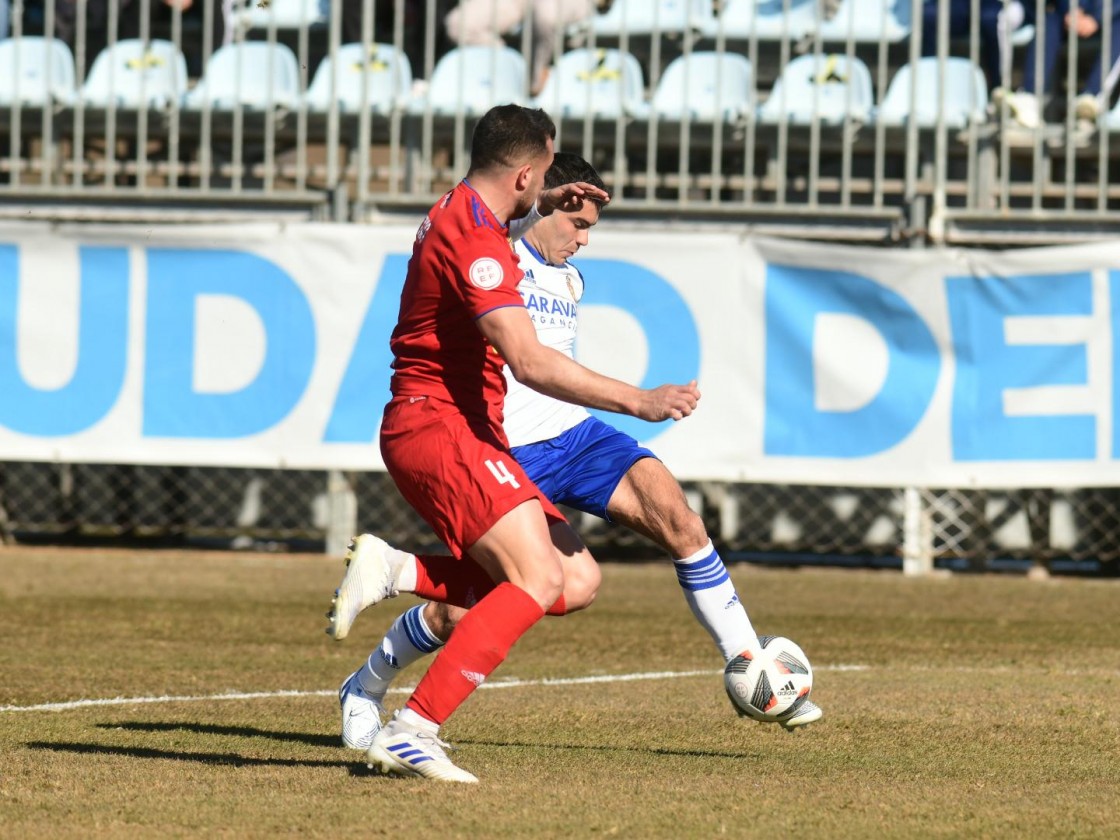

{"left": 0, "top": 222, "right": 1116, "bottom": 487}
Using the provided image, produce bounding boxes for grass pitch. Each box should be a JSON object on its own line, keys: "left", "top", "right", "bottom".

{"left": 1, "top": 546, "right": 1118, "bottom": 838}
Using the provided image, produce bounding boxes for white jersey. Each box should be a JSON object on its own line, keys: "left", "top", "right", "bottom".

{"left": 502, "top": 239, "right": 591, "bottom": 447}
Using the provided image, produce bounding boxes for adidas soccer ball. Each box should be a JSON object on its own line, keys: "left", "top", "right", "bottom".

{"left": 723, "top": 635, "right": 813, "bottom": 722}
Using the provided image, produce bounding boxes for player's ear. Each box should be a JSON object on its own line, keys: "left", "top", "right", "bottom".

{"left": 514, "top": 163, "right": 534, "bottom": 192}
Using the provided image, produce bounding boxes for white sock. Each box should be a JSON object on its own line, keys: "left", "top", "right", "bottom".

{"left": 397, "top": 705, "right": 440, "bottom": 735}
{"left": 673, "top": 540, "right": 760, "bottom": 662}
{"left": 392, "top": 551, "right": 418, "bottom": 593}
{"left": 356, "top": 605, "right": 444, "bottom": 697}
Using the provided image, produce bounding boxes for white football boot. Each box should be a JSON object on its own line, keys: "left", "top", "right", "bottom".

{"left": 339, "top": 670, "right": 385, "bottom": 750}
{"left": 326, "top": 534, "right": 402, "bottom": 641}
{"left": 776, "top": 699, "right": 823, "bottom": 731}
{"left": 367, "top": 712, "right": 479, "bottom": 783}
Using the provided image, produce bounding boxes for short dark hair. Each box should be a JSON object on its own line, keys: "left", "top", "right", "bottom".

{"left": 469, "top": 104, "right": 556, "bottom": 173}
{"left": 544, "top": 152, "right": 609, "bottom": 206}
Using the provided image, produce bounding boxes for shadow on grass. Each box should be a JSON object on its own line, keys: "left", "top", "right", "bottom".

{"left": 96, "top": 721, "right": 337, "bottom": 748}
{"left": 453, "top": 738, "right": 755, "bottom": 761}
{"left": 26, "top": 741, "right": 379, "bottom": 776}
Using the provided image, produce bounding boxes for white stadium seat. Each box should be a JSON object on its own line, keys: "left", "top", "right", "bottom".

{"left": 304, "top": 43, "right": 412, "bottom": 114}
{"left": 533, "top": 47, "right": 648, "bottom": 120}
{"left": 877, "top": 57, "right": 988, "bottom": 129}
{"left": 0, "top": 36, "right": 75, "bottom": 107}
{"left": 758, "top": 52, "right": 873, "bottom": 124}
{"left": 82, "top": 39, "right": 188, "bottom": 109}
{"left": 410, "top": 46, "right": 527, "bottom": 116}
{"left": 183, "top": 41, "right": 301, "bottom": 110}
{"left": 649, "top": 51, "right": 754, "bottom": 123}
{"left": 586, "top": 0, "right": 715, "bottom": 37}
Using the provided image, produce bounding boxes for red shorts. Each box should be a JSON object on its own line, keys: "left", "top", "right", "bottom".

{"left": 379, "top": 395, "right": 565, "bottom": 557}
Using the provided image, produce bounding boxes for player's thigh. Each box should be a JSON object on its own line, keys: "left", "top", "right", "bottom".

{"left": 468, "top": 498, "right": 566, "bottom": 609}
{"left": 606, "top": 457, "right": 706, "bottom": 556}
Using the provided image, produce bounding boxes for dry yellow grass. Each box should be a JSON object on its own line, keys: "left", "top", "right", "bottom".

{"left": 1, "top": 547, "right": 1119, "bottom": 838}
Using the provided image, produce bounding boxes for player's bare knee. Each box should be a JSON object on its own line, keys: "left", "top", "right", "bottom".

{"left": 520, "top": 565, "right": 566, "bottom": 611}
{"left": 562, "top": 558, "right": 601, "bottom": 612}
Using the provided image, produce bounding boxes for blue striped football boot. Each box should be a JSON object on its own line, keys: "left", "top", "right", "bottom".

{"left": 367, "top": 712, "right": 478, "bottom": 783}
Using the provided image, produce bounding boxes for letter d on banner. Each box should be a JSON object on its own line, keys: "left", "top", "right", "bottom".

{"left": 764, "top": 264, "right": 939, "bottom": 457}
{"left": 144, "top": 249, "right": 316, "bottom": 438}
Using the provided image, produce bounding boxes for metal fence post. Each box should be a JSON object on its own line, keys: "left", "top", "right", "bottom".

{"left": 902, "top": 486, "right": 933, "bottom": 576}
{"left": 325, "top": 469, "right": 357, "bottom": 557}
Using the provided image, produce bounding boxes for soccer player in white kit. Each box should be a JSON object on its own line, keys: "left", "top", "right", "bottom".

{"left": 336, "top": 153, "right": 823, "bottom": 750}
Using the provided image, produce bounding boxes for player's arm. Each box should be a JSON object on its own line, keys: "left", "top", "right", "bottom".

{"left": 477, "top": 305, "right": 699, "bottom": 422}
{"left": 508, "top": 181, "right": 611, "bottom": 241}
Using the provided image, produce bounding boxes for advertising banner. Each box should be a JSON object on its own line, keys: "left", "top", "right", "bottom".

{"left": 1, "top": 222, "right": 1116, "bottom": 487}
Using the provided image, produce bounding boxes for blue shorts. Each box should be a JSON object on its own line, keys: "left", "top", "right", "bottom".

{"left": 510, "top": 416, "right": 657, "bottom": 522}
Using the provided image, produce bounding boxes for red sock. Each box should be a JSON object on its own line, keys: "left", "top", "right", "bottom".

{"left": 414, "top": 554, "right": 567, "bottom": 615}
{"left": 406, "top": 582, "right": 545, "bottom": 725}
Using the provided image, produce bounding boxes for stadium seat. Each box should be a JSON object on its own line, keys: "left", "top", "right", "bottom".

{"left": 701, "top": 0, "right": 819, "bottom": 41}
{"left": 183, "top": 41, "right": 301, "bottom": 110}
{"left": 304, "top": 43, "right": 412, "bottom": 114}
{"left": 876, "top": 57, "right": 988, "bottom": 129}
{"left": 648, "top": 51, "right": 754, "bottom": 123}
{"left": 0, "top": 36, "right": 75, "bottom": 107}
{"left": 1106, "top": 96, "right": 1120, "bottom": 131}
{"left": 410, "top": 46, "right": 527, "bottom": 116}
{"left": 757, "top": 53, "right": 873, "bottom": 124}
{"left": 81, "top": 39, "right": 188, "bottom": 109}
{"left": 532, "top": 47, "right": 648, "bottom": 120}
{"left": 585, "top": 0, "right": 715, "bottom": 37}
{"left": 239, "top": 0, "right": 328, "bottom": 30}
{"left": 815, "top": 0, "right": 911, "bottom": 43}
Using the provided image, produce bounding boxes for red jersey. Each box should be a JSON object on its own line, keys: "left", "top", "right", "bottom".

{"left": 389, "top": 180, "right": 526, "bottom": 429}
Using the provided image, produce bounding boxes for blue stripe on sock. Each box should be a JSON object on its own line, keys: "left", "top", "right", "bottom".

{"left": 402, "top": 605, "right": 444, "bottom": 654}
{"left": 674, "top": 551, "right": 731, "bottom": 591}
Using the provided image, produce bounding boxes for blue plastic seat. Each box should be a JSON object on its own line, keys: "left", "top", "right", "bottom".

{"left": 757, "top": 53, "right": 873, "bottom": 124}
{"left": 304, "top": 43, "right": 412, "bottom": 114}
{"left": 81, "top": 39, "right": 187, "bottom": 109}
{"left": 183, "top": 42, "right": 301, "bottom": 110}
{"left": 533, "top": 47, "right": 648, "bottom": 120}
{"left": 701, "top": 0, "right": 819, "bottom": 41}
{"left": 649, "top": 51, "right": 754, "bottom": 123}
{"left": 876, "top": 57, "right": 988, "bottom": 129}
{"left": 410, "top": 46, "right": 527, "bottom": 116}
{"left": 586, "top": 0, "right": 715, "bottom": 37}
{"left": 815, "top": 0, "right": 911, "bottom": 43}
{"left": 0, "top": 36, "right": 75, "bottom": 107}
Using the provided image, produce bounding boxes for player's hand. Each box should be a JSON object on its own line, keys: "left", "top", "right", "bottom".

{"left": 537, "top": 181, "right": 611, "bottom": 216}
{"left": 636, "top": 380, "right": 701, "bottom": 422}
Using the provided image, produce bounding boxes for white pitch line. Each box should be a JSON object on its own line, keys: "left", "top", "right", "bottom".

{"left": 0, "top": 665, "right": 868, "bottom": 714}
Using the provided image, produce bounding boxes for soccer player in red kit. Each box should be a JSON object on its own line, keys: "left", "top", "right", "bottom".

{"left": 325, "top": 104, "right": 700, "bottom": 783}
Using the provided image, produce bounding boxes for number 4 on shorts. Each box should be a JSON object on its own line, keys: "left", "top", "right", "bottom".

{"left": 485, "top": 458, "right": 521, "bottom": 489}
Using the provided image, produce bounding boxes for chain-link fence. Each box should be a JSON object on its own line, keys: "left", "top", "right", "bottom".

{"left": 2, "top": 461, "right": 1116, "bottom": 573}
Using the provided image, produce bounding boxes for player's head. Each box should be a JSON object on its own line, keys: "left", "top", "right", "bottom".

{"left": 468, "top": 104, "right": 556, "bottom": 218}
{"left": 528, "top": 152, "right": 608, "bottom": 266}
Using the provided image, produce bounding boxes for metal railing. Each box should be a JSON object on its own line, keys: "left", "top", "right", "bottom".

{"left": 2, "top": 0, "right": 1118, "bottom": 241}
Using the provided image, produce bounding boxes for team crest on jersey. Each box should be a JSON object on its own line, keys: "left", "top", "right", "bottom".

{"left": 469, "top": 257, "right": 504, "bottom": 290}
{"left": 564, "top": 274, "right": 580, "bottom": 302}
{"left": 416, "top": 216, "right": 431, "bottom": 242}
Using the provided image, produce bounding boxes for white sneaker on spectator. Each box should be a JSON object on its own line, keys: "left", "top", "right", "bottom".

{"left": 1074, "top": 93, "right": 1100, "bottom": 122}
{"left": 339, "top": 669, "right": 385, "bottom": 750}
{"left": 1005, "top": 91, "right": 1041, "bottom": 128}
{"left": 367, "top": 712, "right": 479, "bottom": 783}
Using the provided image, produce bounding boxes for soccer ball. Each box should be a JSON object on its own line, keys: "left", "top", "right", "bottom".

{"left": 723, "top": 635, "right": 813, "bottom": 722}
